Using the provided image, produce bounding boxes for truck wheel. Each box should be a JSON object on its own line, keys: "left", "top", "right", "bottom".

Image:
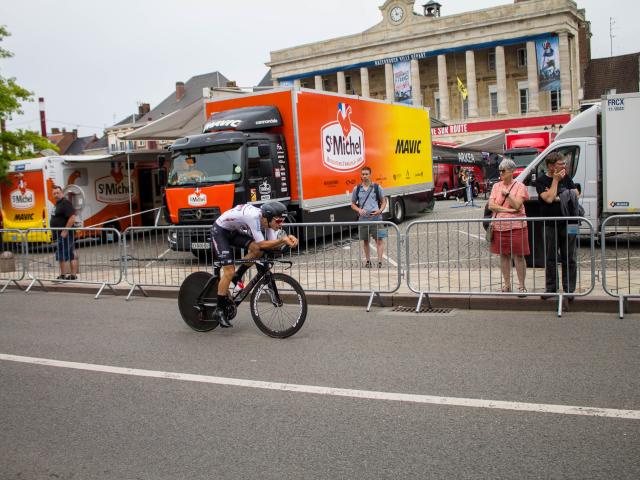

{"left": 442, "top": 184, "right": 449, "bottom": 200}
{"left": 392, "top": 198, "right": 405, "bottom": 224}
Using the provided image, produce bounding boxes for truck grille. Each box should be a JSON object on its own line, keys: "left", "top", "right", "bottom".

{"left": 178, "top": 207, "right": 221, "bottom": 224}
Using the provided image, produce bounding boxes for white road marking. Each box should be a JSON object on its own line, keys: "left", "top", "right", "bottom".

{"left": 367, "top": 240, "right": 398, "bottom": 267}
{"left": 144, "top": 248, "right": 171, "bottom": 268}
{"left": 1, "top": 353, "right": 639, "bottom": 420}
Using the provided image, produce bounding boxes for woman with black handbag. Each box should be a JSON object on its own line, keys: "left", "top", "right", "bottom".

{"left": 488, "top": 159, "right": 530, "bottom": 294}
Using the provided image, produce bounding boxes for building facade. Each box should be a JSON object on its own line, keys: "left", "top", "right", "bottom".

{"left": 267, "top": 0, "right": 590, "bottom": 143}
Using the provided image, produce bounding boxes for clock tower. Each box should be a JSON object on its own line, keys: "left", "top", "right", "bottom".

{"left": 380, "top": 0, "right": 415, "bottom": 26}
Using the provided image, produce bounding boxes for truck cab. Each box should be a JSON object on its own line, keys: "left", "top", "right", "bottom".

{"left": 164, "top": 106, "right": 290, "bottom": 255}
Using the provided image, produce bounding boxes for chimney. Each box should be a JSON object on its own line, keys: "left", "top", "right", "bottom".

{"left": 52, "top": 127, "right": 60, "bottom": 134}
{"left": 72, "top": 129, "right": 78, "bottom": 138}
{"left": 226, "top": 80, "right": 237, "bottom": 88}
{"left": 138, "top": 103, "right": 151, "bottom": 116}
{"left": 176, "top": 81, "right": 185, "bottom": 101}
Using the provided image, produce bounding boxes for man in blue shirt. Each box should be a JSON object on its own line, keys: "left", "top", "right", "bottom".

{"left": 351, "top": 166, "right": 387, "bottom": 268}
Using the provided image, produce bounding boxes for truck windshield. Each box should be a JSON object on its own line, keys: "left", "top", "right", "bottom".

{"left": 168, "top": 144, "right": 242, "bottom": 186}
{"left": 507, "top": 152, "right": 538, "bottom": 168}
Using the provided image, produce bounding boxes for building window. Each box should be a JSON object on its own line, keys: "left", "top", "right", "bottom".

{"left": 518, "top": 81, "right": 529, "bottom": 114}
{"left": 434, "top": 91, "right": 441, "bottom": 119}
{"left": 345, "top": 75, "right": 353, "bottom": 93}
{"left": 517, "top": 48, "right": 527, "bottom": 68}
{"left": 322, "top": 78, "right": 330, "bottom": 91}
{"left": 119, "top": 141, "right": 125, "bottom": 151}
{"left": 300, "top": 80, "right": 309, "bottom": 88}
{"left": 488, "top": 52, "right": 496, "bottom": 72}
{"left": 488, "top": 85, "right": 498, "bottom": 117}
{"left": 137, "top": 140, "right": 146, "bottom": 148}
{"left": 462, "top": 97, "right": 469, "bottom": 119}
{"left": 110, "top": 143, "right": 116, "bottom": 153}
{"left": 550, "top": 90, "right": 561, "bottom": 112}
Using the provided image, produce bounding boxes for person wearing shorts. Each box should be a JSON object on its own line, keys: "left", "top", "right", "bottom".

{"left": 50, "top": 185, "right": 78, "bottom": 281}
{"left": 210, "top": 202, "right": 298, "bottom": 328}
{"left": 351, "top": 166, "right": 387, "bottom": 268}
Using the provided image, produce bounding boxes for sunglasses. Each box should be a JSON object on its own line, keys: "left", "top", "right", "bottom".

{"left": 273, "top": 217, "right": 285, "bottom": 224}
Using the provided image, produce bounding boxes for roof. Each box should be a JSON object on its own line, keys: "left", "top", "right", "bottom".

{"left": 109, "top": 71, "right": 230, "bottom": 130}
{"left": 142, "top": 72, "right": 230, "bottom": 125}
{"left": 65, "top": 135, "right": 99, "bottom": 155}
{"left": 583, "top": 52, "right": 640, "bottom": 101}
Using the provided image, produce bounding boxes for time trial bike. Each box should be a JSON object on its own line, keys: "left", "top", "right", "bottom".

{"left": 178, "top": 251, "right": 307, "bottom": 338}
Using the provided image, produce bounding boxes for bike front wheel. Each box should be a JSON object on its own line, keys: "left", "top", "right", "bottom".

{"left": 250, "top": 273, "right": 307, "bottom": 338}
{"left": 178, "top": 271, "right": 219, "bottom": 332}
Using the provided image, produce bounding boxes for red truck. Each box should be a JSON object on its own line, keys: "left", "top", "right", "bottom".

{"left": 503, "top": 131, "right": 555, "bottom": 176}
{"left": 432, "top": 145, "right": 486, "bottom": 200}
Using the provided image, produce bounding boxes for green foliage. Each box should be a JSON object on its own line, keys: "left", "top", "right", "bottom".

{"left": 0, "top": 25, "right": 58, "bottom": 179}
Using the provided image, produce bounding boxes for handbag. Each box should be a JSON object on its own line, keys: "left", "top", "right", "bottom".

{"left": 485, "top": 182, "right": 516, "bottom": 242}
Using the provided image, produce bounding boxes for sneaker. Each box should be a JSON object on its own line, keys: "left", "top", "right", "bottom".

{"left": 231, "top": 280, "right": 245, "bottom": 295}
{"left": 54, "top": 275, "right": 67, "bottom": 283}
{"left": 364, "top": 260, "right": 372, "bottom": 268}
{"left": 213, "top": 307, "right": 232, "bottom": 328}
{"left": 66, "top": 275, "right": 77, "bottom": 281}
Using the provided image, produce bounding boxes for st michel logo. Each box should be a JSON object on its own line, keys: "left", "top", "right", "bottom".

{"left": 321, "top": 103, "right": 365, "bottom": 172}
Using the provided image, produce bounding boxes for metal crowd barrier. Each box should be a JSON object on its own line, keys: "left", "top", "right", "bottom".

{"left": 600, "top": 214, "right": 640, "bottom": 318}
{"left": 277, "top": 221, "right": 402, "bottom": 310}
{"left": 405, "top": 216, "right": 596, "bottom": 316}
{"left": 0, "top": 229, "right": 27, "bottom": 293}
{"left": 122, "top": 225, "right": 214, "bottom": 300}
{"left": 21, "top": 228, "right": 123, "bottom": 298}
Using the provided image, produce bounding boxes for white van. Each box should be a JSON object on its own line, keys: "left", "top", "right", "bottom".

{"left": 516, "top": 92, "right": 640, "bottom": 233}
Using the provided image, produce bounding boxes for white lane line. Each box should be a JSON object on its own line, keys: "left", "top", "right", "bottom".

{"left": 457, "top": 230, "right": 487, "bottom": 242}
{"left": 1, "top": 353, "right": 639, "bottom": 420}
{"left": 144, "top": 248, "right": 171, "bottom": 268}
{"left": 367, "top": 241, "right": 398, "bottom": 267}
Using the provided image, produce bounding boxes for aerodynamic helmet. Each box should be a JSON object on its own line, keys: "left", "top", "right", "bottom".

{"left": 260, "top": 201, "right": 288, "bottom": 222}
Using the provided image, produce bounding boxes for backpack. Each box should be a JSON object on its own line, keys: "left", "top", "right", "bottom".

{"left": 354, "top": 183, "right": 383, "bottom": 208}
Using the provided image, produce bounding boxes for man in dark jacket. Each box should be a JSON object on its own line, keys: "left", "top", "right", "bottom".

{"left": 535, "top": 152, "right": 580, "bottom": 298}
{"left": 50, "top": 185, "right": 78, "bottom": 280}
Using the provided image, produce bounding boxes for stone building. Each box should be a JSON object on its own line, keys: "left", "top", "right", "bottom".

{"left": 267, "top": 0, "right": 590, "bottom": 144}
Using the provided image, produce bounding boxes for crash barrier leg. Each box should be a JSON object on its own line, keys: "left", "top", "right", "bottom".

{"left": 123, "top": 225, "right": 217, "bottom": 300}
{"left": 600, "top": 214, "right": 640, "bottom": 319}
{"left": 23, "top": 228, "right": 122, "bottom": 298}
{"left": 405, "top": 217, "right": 595, "bottom": 317}
{"left": 0, "top": 229, "right": 28, "bottom": 293}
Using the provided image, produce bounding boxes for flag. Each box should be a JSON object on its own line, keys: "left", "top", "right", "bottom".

{"left": 457, "top": 76, "right": 468, "bottom": 100}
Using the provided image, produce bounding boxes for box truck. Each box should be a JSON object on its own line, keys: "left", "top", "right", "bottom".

{"left": 432, "top": 144, "right": 486, "bottom": 199}
{"left": 504, "top": 130, "right": 555, "bottom": 177}
{"left": 0, "top": 154, "right": 163, "bottom": 245}
{"left": 517, "top": 92, "right": 640, "bottom": 232}
{"left": 163, "top": 88, "right": 435, "bottom": 254}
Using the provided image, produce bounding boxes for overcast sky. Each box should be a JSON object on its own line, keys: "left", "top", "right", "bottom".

{"left": 1, "top": 0, "right": 637, "bottom": 138}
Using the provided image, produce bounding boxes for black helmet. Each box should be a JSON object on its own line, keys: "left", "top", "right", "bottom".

{"left": 260, "top": 201, "right": 287, "bottom": 221}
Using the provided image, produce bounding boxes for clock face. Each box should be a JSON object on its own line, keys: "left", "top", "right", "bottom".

{"left": 390, "top": 6, "right": 404, "bottom": 23}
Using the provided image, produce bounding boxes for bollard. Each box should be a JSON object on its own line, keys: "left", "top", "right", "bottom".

{"left": 0, "top": 251, "right": 16, "bottom": 273}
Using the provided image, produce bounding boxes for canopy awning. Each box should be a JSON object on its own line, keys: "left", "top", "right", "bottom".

{"left": 458, "top": 131, "right": 505, "bottom": 153}
{"left": 122, "top": 100, "right": 204, "bottom": 140}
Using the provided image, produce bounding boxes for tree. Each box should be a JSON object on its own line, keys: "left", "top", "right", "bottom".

{"left": 1, "top": 25, "right": 58, "bottom": 179}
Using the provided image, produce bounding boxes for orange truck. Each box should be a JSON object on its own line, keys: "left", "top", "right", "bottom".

{"left": 0, "top": 155, "right": 162, "bottom": 245}
{"left": 163, "top": 88, "right": 434, "bottom": 254}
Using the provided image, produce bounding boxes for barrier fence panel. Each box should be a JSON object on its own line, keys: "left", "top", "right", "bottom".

{"left": 123, "top": 225, "right": 215, "bottom": 299}
{"left": 405, "top": 216, "right": 595, "bottom": 316}
{"left": 600, "top": 214, "right": 640, "bottom": 318}
{"left": 276, "top": 221, "right": 402, "bottom": 310}
{"left": 22, "top": 228, "right": 122, "bottom": 298}
{"left": 0, "top": 229, "right": 27, "bottom": 293}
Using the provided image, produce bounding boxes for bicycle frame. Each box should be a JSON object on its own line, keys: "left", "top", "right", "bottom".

{"left": 196, "top": 257, "right": 293, "bottom": 309}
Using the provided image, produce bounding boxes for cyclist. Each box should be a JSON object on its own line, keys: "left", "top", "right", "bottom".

{"left": 210, "top": 201, "right": 298, "bottom": 328}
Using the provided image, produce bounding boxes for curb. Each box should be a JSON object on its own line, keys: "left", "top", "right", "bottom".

{"left": 3, "top": 283, "right": 634, "bottom": 314}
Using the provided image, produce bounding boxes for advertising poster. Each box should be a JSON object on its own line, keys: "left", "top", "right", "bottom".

{"left": 392, "top": 61, "right": 412, "bottom": 104}
{"left": 536, "top": 36, "right": 561, "bottom": 92}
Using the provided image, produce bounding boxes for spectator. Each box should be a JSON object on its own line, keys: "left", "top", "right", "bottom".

{"left": 351, "top": 166, "right": 387, "bottom": 268}
{"left": 488, "top": 159, "right": 530, "bottom": 294}
{"left": 50, "top": 185, "right": 78, "bottom": 281}
{"left": 535, "top": 151, "right": 580, "bottom": 299}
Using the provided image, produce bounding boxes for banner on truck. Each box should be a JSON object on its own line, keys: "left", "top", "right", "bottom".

{"left": 1, "top": 170, "right": 47, "bottom": 229}
{"left": 393, "top": 61, "right": 412, "bottom": 105}
{"left": 296, "top": 92, "right": 432, "bottom": 200}
{"left": 536, "top": 36, "right": 561, "bottom": 92}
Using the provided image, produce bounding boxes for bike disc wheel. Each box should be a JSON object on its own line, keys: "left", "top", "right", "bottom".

{"left": 250, "top": 273, "right": 307, "bottom": 338}
{"left": 178, "top": 271, "right": 219, "bottom": 332}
